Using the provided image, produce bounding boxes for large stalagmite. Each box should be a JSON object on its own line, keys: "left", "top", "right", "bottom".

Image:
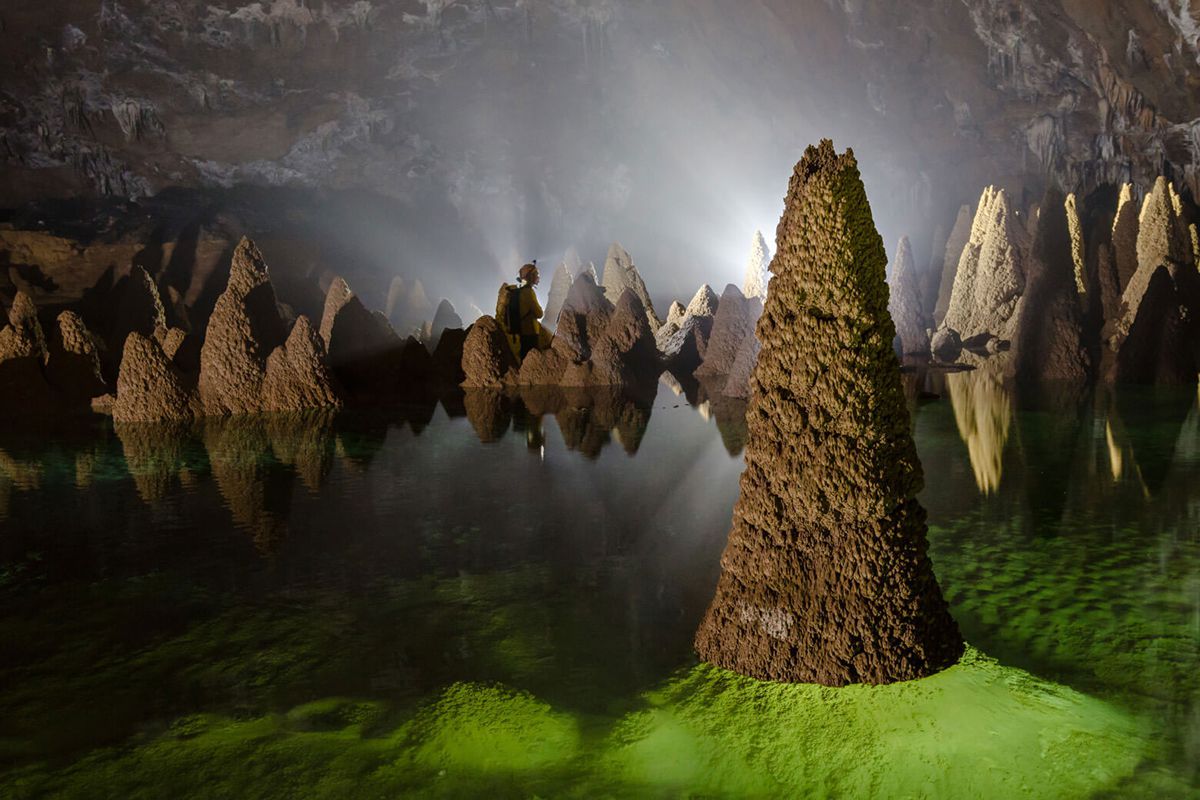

{"left": 543, "top": 263, "right": 573, "bottom": 330}
{"left": 933, "top": 204, "right": 973, "bottom": 327}
{"left": 694, "top": 284, "right": 758, "bottom": 379}
{"left": 601, "top": 243, "right": 662, "bottom": 329}
{"left": 694, "top": 140, "right": 963, "bottom": 685}
{"left": 887, "top": 236, "right": 928, "bottom": 357}
{"left": 743, "top": 230, "right": 771, "bottom": 300}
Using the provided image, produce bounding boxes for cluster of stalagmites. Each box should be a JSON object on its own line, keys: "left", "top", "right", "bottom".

{"left": 892, "top": 174, "right": 1200, "bottom": 386}
{"left": 0, "top": 237, "right": 469, "bottom": 423}
{"left": 694, "top": 140, "right": 964, "bottom": 685}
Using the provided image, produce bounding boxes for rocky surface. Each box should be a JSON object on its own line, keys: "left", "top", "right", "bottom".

{"left": 45, "top": 310, "right": 107, "bottom": 403}
{"left": 1112, "top": 184, "right": 1142, "bottom": 294}
{"left": 743, "top": 230, "right": 771, "bottom": 300}
{"left": 198, "top": 238, "right": 288, "bottom": 415}
{"left": 663, "top": 301, "right": 687, "bottom": 332}
{"left": 554, "top": 273, "right": 614, "bottom": 362}
{"left": 261, "top": 316, "right": 342, "bottom": 412}
{"left": 694, "top": 285, "right": 758, "bottom": 379}
{"left": 429, "top": 298, "right": 463, "bottom": 351}
{"left": 543, "top": 264, "right": 573, "bottom": 331}
{"left": 657, "top": 284, "right": 719, "bottom": 371}
{"left": 933, "top": 205, "right": 974, "bottom": 327}
{"left": 694, "top": 140, "right": 963, "bottom": 685}
{"left": 321, "top": 276, "right": 411, "bottom": 401}
{"left": 561, "top": 290, "right": 660, "bottom": 387}
{"left": 112, "top": 331, "right": 198, "bottom": 423}
{"left": 0, "top": 291, "right": 55, "bottom": 412}
{"left": 601, "top": 244, "right": 661, "bottom": 330}
{"left": 931, "top": 327, "right": 964, "bottom": 364}
{"left": 461, "top": 315, "right": 519, "bottom": 389}
{"left": 721, "top": 325, "right": 761, "bottom": 399}
{"left": 888, "top": 236, "right": 929, "bottom": 357}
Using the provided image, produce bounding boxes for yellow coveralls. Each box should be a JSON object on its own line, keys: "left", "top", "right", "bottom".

{"left": 502, "top": 283, "right": 553, "bottom": 360}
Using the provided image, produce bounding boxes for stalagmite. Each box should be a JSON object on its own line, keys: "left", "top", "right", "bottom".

{"left": 554, "top": 272, "right": 613, "bottom": 361}
{"left": 460, "top": 316, "right": 519, "bottom": 388}
{"left": 658, "top": 284, "right": 719, "bottom": 366}
{"left": 0, "top": 292, "right": 55, "bottom": 412}
{"left": 429, "top": 298, "right": 463, "bottom": 350}
{"left": 261, "top": 316, "right": 342, "bottom": 412}
{"left": 197, "top": 238, "right": 287, "bottom": 415}
{"left": 887, "top": 236, "right": 928, "bottom": 357}
{"left": 933, "top": 204, "right": 973, "bottom": 327}
{"left": 943, "top": 187, "right": 1028, "bottom": 343}
{"left": 543, "top": 263, "right": 573, "bottom": 329}
{"left": 663, "top": 301, "right": 687, "bottom": 331}
{"left": 1064, "top": 193, "right": 1087, "bottom": 298}
{"left": 112, "top": 332, "right": 197, "bottom": 423}
{"left": 1136, "top": 177, "right": 1192, "bottom": 273}
{"left": 694, "top": 140, "right": 963, "bottom": 685}
{"left": 743, "top": 230, "right": 771, "bottom": 299}
{"left": 1112, "top": 183, "right": 1140, "bottom": 293}
{"left": 694, "top": 284, "right": 758, "bottom": 379}
{"left": 321, "top": 276, "right": 409, "bottom": 400}
{"left": 601, "top": 243, "right": 662, "bottom": 329}
{"left": 45, "top": 310, "right": 107, "bottom": 402}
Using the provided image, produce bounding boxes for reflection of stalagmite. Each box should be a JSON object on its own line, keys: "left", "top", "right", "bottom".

{"left": 203, "top": 417, "right": 293, "bottom": 552}
{"left": 946, "top": 368, "right": 1012, "bottom": 495}
{"left": 265, "top": 410, "right": 337, "bottom": 493}
{"left": 463, "top": 389, "right": 512, "bottom": 443}
{"left": 114, "top": 420, "right": 195, "bottom": 501}
{"left": 695, "top": 141, "right": 962, "bottom": 685}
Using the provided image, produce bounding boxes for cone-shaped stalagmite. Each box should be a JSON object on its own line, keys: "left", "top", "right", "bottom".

{"left": 1112, "top": 184, "right": 1140, "bottom": 293}
{"left": 543, "top": 263, "right": 573, "bottom": 330}
{"left": 602, "top": 243, "right": 662, "bottom": 329}
{"left": 743, "top": 230, "right": 771, "bottom": 300}
{"left": 887, "top": 236, "right": 928, "bottom": 356}
{"left": 694, "top": 141, "right": 963, "bottom": 685}
{"left": 933, "top": 204, "right": 973, "bottom": 327}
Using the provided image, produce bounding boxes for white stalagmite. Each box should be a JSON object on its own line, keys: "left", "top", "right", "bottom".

{"left": 743, "top": 230, "right": 771, "bottom": 299}
{"left": 543, "top": 262, "right": 573, "bottom": 329}
{"left": 1064, "top": 193, "right": 1087, "bottom": 298}
{"left": 887, "top": 235, "right": 929, "bottom": 356}
{"left": 602, "top": 243, "right": 662, "bottom": 329}
{"left": 934, "top": 204, "right": 974, "bottom": 326}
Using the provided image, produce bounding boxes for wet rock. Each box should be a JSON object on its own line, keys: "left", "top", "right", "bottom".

{"left": 261, "top": 315, "right": 342, "bottom": 412}
{"left": 463, "top": 389, "right": 511, "bottom": 443}
{"left": 694, "top": 284, "right": 758, "bottom": 379}
{"left": 743, "top": 230, "right": 771, "bottom": 300}
{"left": 1012, "top": 190, "right": 1091, "bottom": 384}
{"left": 601, "top": 243, "right": 662, "bottom": 329}
{"left": 461, "top": 315, "right": 519, "bottom": 388}
{"left": 112, "top": 331, "right": 198, "bottom": 423}
{"left": 658, "top": 315, "right": 714, "bottom": 374}
{"left": 45, "top": 310, "right": 107, "bottom": 402}
{"left": 933, "top": 204, "right": 973, "bottom": 327}
{"left": 930, "top": 326, "right": 964, "bottom": 363}
{"left": 543, "top": 263, "right": 573, "bottom": 330}
{"left": 518, "top": 341, "right": 570, "bottom": 386}
{"left": 554, "top": 272, "right": 613, "bottom": 361}
{"left": 943, "top": 187, "right": 1029, "bottom": 344}
{"left": 197, "top": 238, "right": 287, "bottom": 415}
{"left": 693, "top": 140, "right": 963, "bottom": 685}
{"left": 565, "top": 289, "right": 660, "bottom": 387}
{"left": 429, "top": 299, "right": 463, "bottom": 351}
{"left": 888, "top": 235, "right": 928, "bottom": 357}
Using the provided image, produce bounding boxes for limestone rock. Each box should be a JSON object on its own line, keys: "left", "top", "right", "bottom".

{"left": 108, "top": 265, "right": 166, "bottom": 360}
{"left": 684, "top": 283, "right": 720, "bottom": 319}
{"left": 943, "top": 187, "right": 1028, "bottom": 343}
{"left": 0, "top": 292, "right": 55, "bottom": 413}
{"left": 261, "top": 316, "right": 342, "bottom": 412}
{"left": 198, "top": 238, "right": 287, "bottom": 416}
{"left": 322, "top": 276, "right": 409, "bottom": 400}
{"left": 45, "top": 310, "right": 107, "bottom": 402}
{"left": 429, "top": 298, "right": 463, "bottom": 350}
{"left": 1104, "top": 262, "right": 1200, "bottom": 384}
{"left": 113, "top": 332, "right": 197, "bottom": 423}
{"left": 565, "top": 290, "right": 660, "bottom": 387}
{"left": 432, "top": 327, "right": 467, "bottom": 384}
{"left": 1012, "top": 190, "right": 1091, "bottom": 384}
{"left": 743, "top": 230, "right": 771, "bottom": 299}
{"left": 933, "top": 204, "right": 973, "bottom": 327}
{"left": 461, "top": 315, "right": 519, "bottom": 388}
{"left": 1136, "top": 177, "right": 1192, "bottom": 273}
{"left": 664, "top": 301, "right": 687, "bottom": 332}
{"left": 601, "top": 243, "right": 662, "bottom": 329}
{"left": 543, "top": 263, "right": 573, "bottom": 330}
{"left": 721, "top": 324, "right": 761, "bottom": 399}
{"left": 887, "top": 236, "right": 929, "bottom": 357}
{"left": 518, "top": 343, "right": 570, "bottom": 386}
{"left": 658, "top": 315, "right": 714, "bottom": 374}
{"left": 1111, "top": 183, "right": 1140, "bottom": 293}
{"left": 1064, "top": 192, "right": 1087, "bottom": 299}
{"left": 931, "top": 327, "right": 963, "bottom": 363}
{"left": 554, "top": 272, "right": 614, "bottom": 361}
{"left": 0, "top": 291, "right": 47, "bottom": 362}
{"left": 694, "top": 284, "right": 758, "bottom": 379}
{"left": 693, "top": 140, "right": 963, "bottom": 685}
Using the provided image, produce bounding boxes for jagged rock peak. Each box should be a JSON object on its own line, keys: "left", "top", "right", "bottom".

{"left": 544, "top": 263, "right": 573, "bottom": 329}
{"left": 197, "top": 237, "right": 287, "bottom": 416}
{"left": 1064, "top": 193, "right": 1087, "bottom": 298}
{"left": 943, "top": 186, "right": 1028, "bottom": 342}
{"left": 694, "top": 284, "right": 756, "bottom": 379}
{"left": 1112, "top": 183, "right": 1140, "bottom": 293}
{"left": 262, "top": 315, "right": 342, "bottom": 412}
{"left": 601, "top": 243, "right": 661, "bottom": 329}
{"left": 46, "top": 310, "right": 106, "bottom": 400}
{"left": 694, "top": 140, "right": 963, "bottom": 685}
{"left": 1136, "top": 176, "right": 1192, "bottom": 273}
{"left": 320, "top": 276, "right": 354, "bottom": 346}
{"left": 888, "top": 235, "right": 928, "bottom": 356}
{"left": 685, "top": 284, "right": 720, "bottom": 319}
{"left": 461, "top": 315, "right": 519, "bottom": 388}
{"left": 113, "top": 332, "right": 196, "bottom": 423}
{"left": 664, "top": 301, "right": 687, "bottom": 331}
{"left": 0, "top": 291, "right": 47, "bottom": 362}
{"left": 934, "top": 204, "right": 973, "bottom": 327}
{"left": 430, "top": 298, "right": 463, "bottom": 344}
{"left": 743, "top": 230, "right": 771, "bottom": 300}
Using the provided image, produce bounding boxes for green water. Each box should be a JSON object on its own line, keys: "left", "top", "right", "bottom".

{"left": 0, "top": 377, "right": 1197, "bottom": 798}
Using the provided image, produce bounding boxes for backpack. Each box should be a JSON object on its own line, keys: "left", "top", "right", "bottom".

{"left": 496, "top": 283, "right": 523, "bottom": 334}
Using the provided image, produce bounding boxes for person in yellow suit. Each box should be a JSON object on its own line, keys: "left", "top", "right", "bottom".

{"left": 498, "top": 262, "right": 553, "bottom": 360}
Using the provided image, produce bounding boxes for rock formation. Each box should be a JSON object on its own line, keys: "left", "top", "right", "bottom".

{"left": 933, "top": 204, "right": 973, "bottom": 327}
{"left": 554, "top": 273, "right": 614, "bottom": 362}
{"left": 385, "top": 276, "right": 433, "bottom": 336}
{"left": 887, "top": 236, "right": 929, "bottom": 357}
{"left": 321, "top": 276, "right": 411, "bottom": 401}
{"left": 1012, "top": 190, "right": 1091, "bottom": 384}
{"left": 693, "top": 140, "right": 963, "bottom": 685}
{"left": 543, "top": 263, "right": 573, "bottom": 330}
{"left": 664, "top": 301, "right": 687, "bottom": 332}
{"left": 0, "top": 292, "right": 55, "bottom": 412}
{"left": 743, "top": 230, "right": 771, "bottom": 300}
{"left": 198, "top": 238, "right": 288, "bottom": 415}
{"left": 694, "top": 284, "right": 759, "bottom": 379}
{"left": 947, "top": 366, "right": 1012, "bottom": 496}
{"left": 562, "top": 290, "right": 660, "bottom": 387}
{"left": 721, "top": 326, "right": 761, "bottom": 399}
{"left": 1064, "top": 193, "right": 1087, "bottom": 299}
{"left": 107, "top": 265, "right": 167, "bottom": 368}
{"left": 943, "top": 187, "right": 1028, "bottom": 344}
{"left": 429, "top": 298, "right": 463, "bottom": 350}
{"left": 112, "top": 332, "right": 197, "bottom": 423}
{"left": 261, "top": 316, "right": 342, "bottom": 412}
{"left": 930, "top": 327, "right": 963, "bottom": 364}
{"left": 45, "top": 310, "right": 107, "bottom": 403}
{"left": 684, "top": 283, "right": 720, "bottom": 319}
{"left": 601, "top": 243, "right": 661, "bottom": 329}
{"left": 1136, "top": 177, "right": 1193, "bottom": 274}
{"left": 1111, "top": 183, "right": 1140, "bottom": 293}
{"left": 657, "top": 284, "right": 720, "bottom": 372}
{"left": 461, "top": 315, "right": 519, "bottom": 388}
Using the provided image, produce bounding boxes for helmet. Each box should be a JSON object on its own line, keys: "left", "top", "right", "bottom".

{"left": 519, "top": 263, "right": 538, "bottom": 282}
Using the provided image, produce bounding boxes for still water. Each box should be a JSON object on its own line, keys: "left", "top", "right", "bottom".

{"left": 0, "top": 374, "right": 1197, "bottom": 798}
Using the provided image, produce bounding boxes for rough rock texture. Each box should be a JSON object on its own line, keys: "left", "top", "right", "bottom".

{"left": 563, "top": 290, "right": 660, "bottom": 387}
{"left": 543, "top": 264, "right": 573, "bottom": 330}
{"left": 888, "top": 236, "right": 929, "bottom": 357}
{"left": 261, "top": 316, "right": 342, "bottom": 412}
{"left": 933, "top": 205, "right": 973, "bottom": 327}
{"left": 694, "top": 284, "right": 758, "bottom": 379}
{"left": 429, "top": 299, "right": 463, "bottom": 350}
{"left": 721, "top": 321, "right": 762, "bottom": 399}
{"left": 1012, "top": 190, "right": 1091, "bottom": 384}
{"left": 743, "top": 230, "right": 771, "bottom": 300}
{"left": 1112, "top": 184, "right": 1141, "bottom": 293}
{"left": 45, "top": 310, "right": 107, "bottom": 402}
{"left": 112, "top": 332, "right": 197, "bottom": 423}
{"left": 321, "top": 276, "right": 409, "bottom": 401}
{"left": 601, "top": 243, "right": 661, "bottom": 329}
{"left": 663, "top": 301, "right": 687, "bottom": 332}
{"left": 461, "top": 315, "right": 519, "bottom": 388}
{"left": 684, "top": 283, "right": 720, "bottom": 319}
{"left": 517, "top": 343, "right": 571, "bottom": 386}
{"left": 1064, "top": 193, "right": 1088, "bottom": 299}
{"left": 1136, "top": 177, "right": 1193, "bottom": 274}
{"left": 198, "top": 238, "right": 287, "bottom": 415}
{"left": 554, "top": 273, "right": 614, "bottom": 362}
{"left": 0, "top": 292, "right": 55, "bottom": 412}
{"left": 432, "top": 327, "right": 467, "bottom": 385}
{"left": 931, "top": 327, "right": 964, "bottom": 363}
{"left": 657, "top": 284, "right": 719, "bottom": 359}
{"left": 943, "top": 187, "right": 1028, "bottom": 343}
{"left": 694, "top": 140, "right": 963, "bottom": 685}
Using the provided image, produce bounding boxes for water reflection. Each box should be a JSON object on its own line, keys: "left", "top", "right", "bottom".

{"left": 946, "top": 367, "right": 1012, "bottom": 495}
